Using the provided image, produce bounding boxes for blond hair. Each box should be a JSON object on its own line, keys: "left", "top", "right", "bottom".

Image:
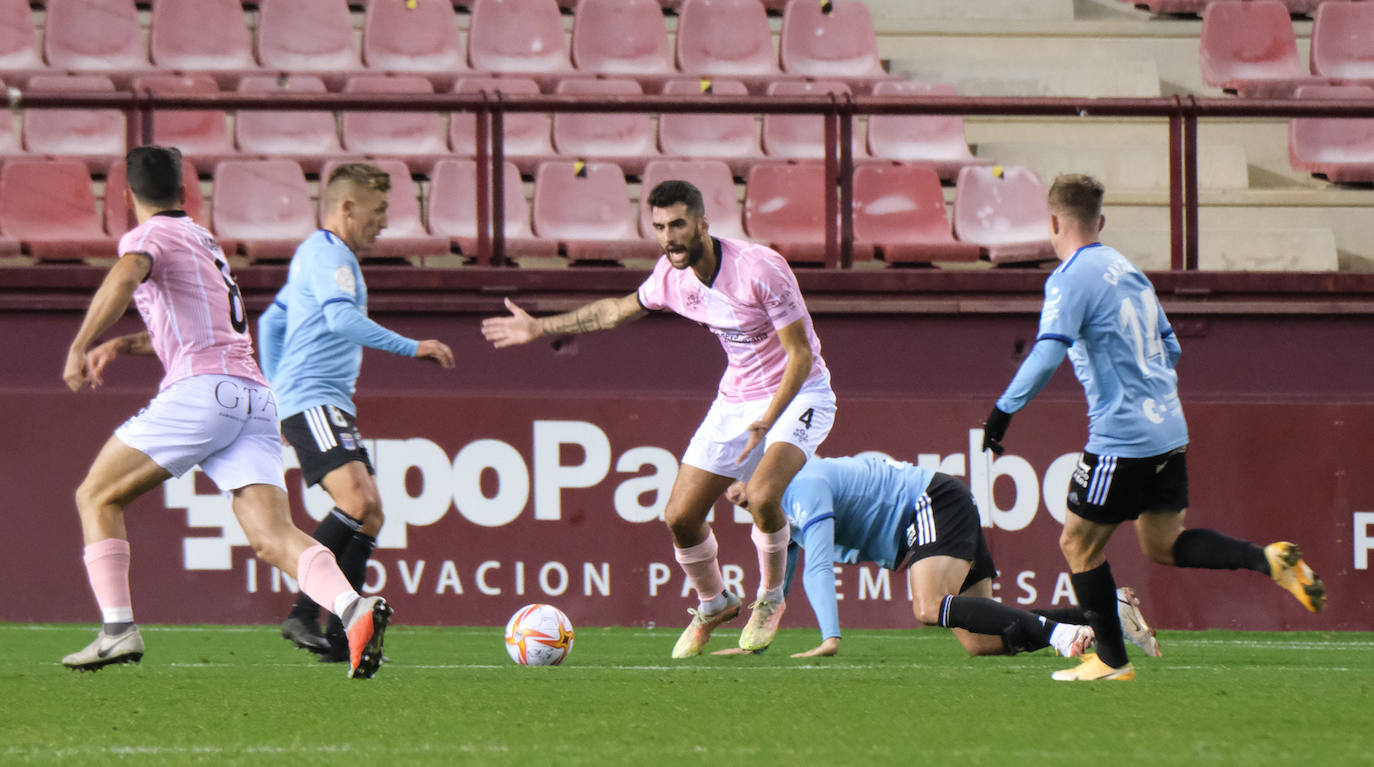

{"left": 1047, "top": 173, "right": 1104, "bottom": 228}
{"left": 322, "top": 163, "right": 391, "bottom": 211}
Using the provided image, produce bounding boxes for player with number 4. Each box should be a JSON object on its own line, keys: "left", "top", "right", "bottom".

{"left": 979, "top": 174, "right": 1325, "bottom": 682}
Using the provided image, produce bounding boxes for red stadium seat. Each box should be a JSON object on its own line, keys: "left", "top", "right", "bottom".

{"left": 552, "top": 79, "right": 658, "bottom": 175}
{"left": 318, "top": 159, "right": 449, "bottom": 260}
{"left": 256, "top": 0, "right": 361, "bottom": 89}
{"left": 853, "top": 163, "right": 979, "bottom": 264}
{"left": 0, "top": 0, "right": 45, "bottom": 85}
{"left": 0, "top": 78, "right": 19, "bottom": 160}
{"left": 362, "top": 0, "right": 467, "bottom": 87}
{"left": 743, "top": 162, "right": 832, "bottom": 265}
{"left": 779, "top": 0, "right": 889, "bottom": 89}
{"left": 761, "top": 80, "right": 865, "bottom": 160}
{"left": 1199, "top": 1, "right": 1333, "bottom": 98}
{"left": 1311, "top": 2, "right": 1374, "bottom": 85}
{"left": 532, "top": 161, "right": 659, "bottom": 263}
{"left": 132, "top": 74, "right": 236, "bottom": 168}
{"left": 449, "top": 77, "right": 556, "bottom": 175}
{"left": 211, "top": 159, "right": 315, "bottom": 262}
{"left": 103, "top": 159, "right": 207, "bottom": 235}
{"left": 428, "top": 158, "right": 558, "bottom": 259}
{"left": 657, "top": 79, "right": 763, "bottom": 176}
{"left": 235, "top": 75, "right": 347, "bottom": 174}
{"left": 43, "top": 0, "right": 149, "bottom": 84}
{"left": 23, "top": 75, "right": 124, "bottom": 172}
{"left": 341, "top": 76, "right": 449, "bottom": 172}
{"left": 467, "top": 0, "right": 572, "bottom": 86}
{"left": 866, "top": 80, "right": 990, "bottom": 181}
{"left": 676, "top": 0, "right": 781, "bottom": 91}
{"left": 0, "top": 160, "right": 116, "bottom": 261}
{"left": 149, "top": 0, "right": 259, "bottom": 89}
{"left": 1287, "top": 84, "right": 1374, "bottom": 184}
{"left": 571, "top": 0, "right": 674, "bottom": 89}
{"left": 638, "top": 159, "right": 745, "bottom": 241}
{"left": 951, "top": 165, "right": 1055, "bottom": 264}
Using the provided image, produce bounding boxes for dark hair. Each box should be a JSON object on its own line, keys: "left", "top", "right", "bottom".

{"left": 125, "top": 145, "right": 184, "bottom": 208}
{"left": 1047, "top": 173, "right": 1105, "bottom": 226}
{"left": 647, "top": 180, "right": 705, "bottom": 217}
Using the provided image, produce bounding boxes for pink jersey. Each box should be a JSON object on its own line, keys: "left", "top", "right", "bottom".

{"left": 119, "top": 213, "right": 267, "bottom": 390}
{"left": 637, "top": 237, "right": 830, "bottom": 403}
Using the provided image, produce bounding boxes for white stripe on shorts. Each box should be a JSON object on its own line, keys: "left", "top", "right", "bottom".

{"left": 1088, "top": 455, "right": 1116, "bottom": 506}
{"left": 915, "top": 493, "right": 936, "bottom": 546}
{"left": 305, "top": 406, "right": 337, "bottom": 452}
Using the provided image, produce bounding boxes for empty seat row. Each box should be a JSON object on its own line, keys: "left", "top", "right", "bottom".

{"left": 1, "top": 0, "right": 889, "bottom": 94}
{"left": 0, "top": 158, "right": 1053, "bottom": 267}
{"left": 1200, "top": 1, "right": 1374, "bottom": 98}
{"left": 1121, "top": 0, "right": 1337, "bottom": 17}
{"left": 5, "top": 75, "right": 986, "bottom": 180}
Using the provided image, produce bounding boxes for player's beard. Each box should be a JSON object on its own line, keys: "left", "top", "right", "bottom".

{"left": 669, "top": 228, "right": 708, "bottom": 270}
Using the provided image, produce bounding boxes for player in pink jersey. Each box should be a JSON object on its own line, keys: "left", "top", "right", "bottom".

{"left": 59, "top": 146, "right": 392, "bottom": 678}
{"left": 483, "top": 180, "right": 836, "bottom": 657}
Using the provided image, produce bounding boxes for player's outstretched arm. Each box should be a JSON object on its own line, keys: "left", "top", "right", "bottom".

{"left": 63, "top": 252, "right": 152, "bottom": 392}
{"left": 414, "top": 339, "right": 455, "bottom": 368}
{"left": 482, "top": 294, "right": 645, "bottom": 349}
{"left": 735, "top": 319, "right": 812, "bottom": 464}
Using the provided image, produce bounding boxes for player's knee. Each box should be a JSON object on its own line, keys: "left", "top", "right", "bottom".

{"left": 74, "top": 480, "right": 111, "bottom": 519}
{"left": 1139, "top": 538, "right": 1174, "bottom": 566}
{"left": 911, "top": 599, "right": 941, "bottom": 626}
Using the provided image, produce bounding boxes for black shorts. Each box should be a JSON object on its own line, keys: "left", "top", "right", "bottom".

{"left": 896, "top": 473, "right": 998, "bottom": 590}
{"left": 280, "top": 405, "right": 375, "bottom": 487}
{"left": 1067, "top": 446, "right": 1189, "bottom": 524}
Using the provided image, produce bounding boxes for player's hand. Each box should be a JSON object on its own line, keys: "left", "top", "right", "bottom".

{"left": 710, "top": 647, "right": 760, "bottom": 656}
{"left": 415, "top": 340, "right": 455, "bottom": 368}
{"left": 733, "top": 420, "right": 770, "bottom": 465}
{"left": 62, "top": 348, "right": 91, "bottom": 392}
{"left": 481, "top": 298, "right": 540, "bottom": 349}
{"left": 791, "top": 637, "right": 840, "bottom": 658}
{"left": 982, "top": 406, "right": 1012, "bottom": 455}
{"left": 83, "top": 339, "right": 122, "bottom": 389}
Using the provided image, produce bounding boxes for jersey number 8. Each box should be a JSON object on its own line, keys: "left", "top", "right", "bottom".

{"left": 211, "top": 250, "right": 247, "bottom": 334}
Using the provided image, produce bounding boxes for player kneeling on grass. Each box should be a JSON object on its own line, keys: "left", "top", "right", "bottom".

{"left": 720, "top": 455, "right": 1161, "bottom": 660}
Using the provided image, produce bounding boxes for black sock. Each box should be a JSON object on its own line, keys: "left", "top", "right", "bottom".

{"left": 1172, "top": 529, "right": 1269, "bottom": 573}
{"left": 1071, "top": 561, "right": 1128, "bottom": 668}
{"left": 325, "top": 530, "right": 377, "bottom": 640}
{"left": 103, "top": 621, "right": 134, "bottom": 635}
{"left": 1034, "top": 606, "right": 1089, "bottom": 624}
{"left": 939, "top": 595, "right": 1055, "bottom": 655}
{"left": 290, "top": 508, "right": 362, "bottom": 622}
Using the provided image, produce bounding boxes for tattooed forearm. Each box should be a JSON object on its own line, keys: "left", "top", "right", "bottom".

{"left": 537, "top": 297, "right": 637, "bottom": 336}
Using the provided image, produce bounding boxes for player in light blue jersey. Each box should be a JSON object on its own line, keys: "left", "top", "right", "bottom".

{"left": 981, "top": 174, "right": 1324, "bottom": 682}
{"left": 718, "top": 455, "right": 1129, "bottom": 660}
{"left": 258, "top": 163, "right": 454, "bottom": 661}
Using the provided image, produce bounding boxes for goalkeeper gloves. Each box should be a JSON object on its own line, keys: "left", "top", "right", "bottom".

{"left": 982, "top": 407, "right": 1012, "bottom": 455}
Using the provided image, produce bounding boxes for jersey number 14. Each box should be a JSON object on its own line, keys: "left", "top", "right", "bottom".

{"left": 1118, "top": 288, "right": 1165, "bottom": 377}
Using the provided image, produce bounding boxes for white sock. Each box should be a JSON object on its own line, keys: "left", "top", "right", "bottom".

{"left": 334, "top": 592, "right": 360, "bottom": 622}
{"left": 1048, "top": 622, "right": 1075, "bottom": 656}
{"left": 700, "top": 591, "right": 730, "bottom": 615}
{"left": 757, "top": 586, "right": 785, "bottom": 604}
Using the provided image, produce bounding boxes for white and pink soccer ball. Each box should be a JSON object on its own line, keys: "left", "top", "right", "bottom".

{"left": 504, "top": 603, "right": 575, "bottom": 666}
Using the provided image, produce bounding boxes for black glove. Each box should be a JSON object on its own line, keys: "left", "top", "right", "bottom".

{"left": 982, "top": 406, "right": 1012, "bottom": 455}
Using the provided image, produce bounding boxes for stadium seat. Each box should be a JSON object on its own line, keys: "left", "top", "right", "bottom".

{"left": 235, "top": 75, "right": 348, "bottom": 174}
{"left": 1287, "top": 84, "right": 1374, "bottom": 184}
{"left": 743, "top": 163, "right": 833, "bottom": 265}
{"left": 103, "top": 159, "right": 207, "bottom": 235}
{"left": 0, "top": 160, "right": 116, "bottom": 261}
{"left": 1199, "top": 1, "right": 1334, "bottom": 98}
{"left": 676, "top": 0, "right": 782, "bottom": 92}
{"left": 657, "top": 79, "right": 762, "bottom": 176}
{"left": 638, "top": 159, "right": 745, "bottom": 241}
{"left": 853, "top": 163, "right": 979, "bottom": 264}
{"left": 256, "top": 0, "right": 362, "bottom": 90}
{"left": 0, "top": 78, "right": 19, "bottom": 161}
{"left": 318, "top": 159, "right": 449, "bottom": 260}
{"left": 22, "top": 75, "right": 124, "bottom": 173}
{"left": 362, "top": 0, "right": 467, "bottom": 87}
{"left": 779, "top": 0, "right": 890, "bottom": 90}
{"left": 42, "top": 0, "right": 149, "bottom": 84}
{"left": 428, "top": 158, "right": 558, "bottom": 260}
{"left": 551, "top": 79, "right": 658, "bottom": 175}
{"left": 570, "top": 0, "right": 674, "bottom": 89}
{"left": 341, "top": 76, "right": 449, "bottom": 173}
{"left": 532, "top": 161, "right": 660, "bottom": 263}
{"left": 149, "top": 0, "right": 259, "bottom": 89}
{"left": 1310, "top": 2, "right": 1374, "bottom": 86}
{"left": 951, "top": 165, "right": 1055, "bottom": 264}
{"left": 132, "top": 75, "right": 236, "bottom": 169}
{"left": 211, "top": 159, "right": 315, "bottom": 262}
{"left": 1122, "top": 0, "right": 1329, "bottom": 16}
{"left": 761, "top": 80, "right": 865, "bottom": 160}
{"left": 0, "top": 0, "right": 45, "bottom": 85}
{"left": 467, "top": 0, "right": 572, "bottom": 87}
{"left": 449, "top": 77, "right": 556, "bottom": 175}
{"left": 866, "top": 80, "right": 989, "bottom": 181}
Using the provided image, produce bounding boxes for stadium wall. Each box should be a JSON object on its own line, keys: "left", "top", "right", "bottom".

{"left": 5, "top": 270, "right": 1373, "bottom": 632}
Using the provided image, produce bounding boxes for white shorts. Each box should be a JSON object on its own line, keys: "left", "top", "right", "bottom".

{"left": 682, "top": 378, "right": 836, "bottom": 480}
{"left": 115, "top": 374, "right": 285, "bottom": 492}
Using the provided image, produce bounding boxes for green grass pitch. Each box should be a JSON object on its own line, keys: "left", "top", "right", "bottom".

{"left": 2, "top": 623, "right": 1371, "bottom": 766}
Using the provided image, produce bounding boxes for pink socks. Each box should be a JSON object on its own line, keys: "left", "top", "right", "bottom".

{"left": 675, "top": 530, "right": 726, "bottom": 606}
{"left": 296, "top": 544, "right": 359, "bottom": 619}
{"left": 83, "top": 538, "right": 133, "bottom": 624}
{"left": 753, "top": 525, "right": 790, "bottom": 601}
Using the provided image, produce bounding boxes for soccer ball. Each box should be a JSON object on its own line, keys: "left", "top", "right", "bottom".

{"left": 504, "top": 603, "right": 575, "bottom": 666}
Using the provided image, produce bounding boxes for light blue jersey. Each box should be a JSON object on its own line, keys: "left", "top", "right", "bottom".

{"left": 996, "top": 244, "right": 1188, "bottom": 458}
{"left": 781, "top": 455, "right": 936, "bottom": 639}
{"left": 257, "top": 230, "right": 419, "bottom": 419}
